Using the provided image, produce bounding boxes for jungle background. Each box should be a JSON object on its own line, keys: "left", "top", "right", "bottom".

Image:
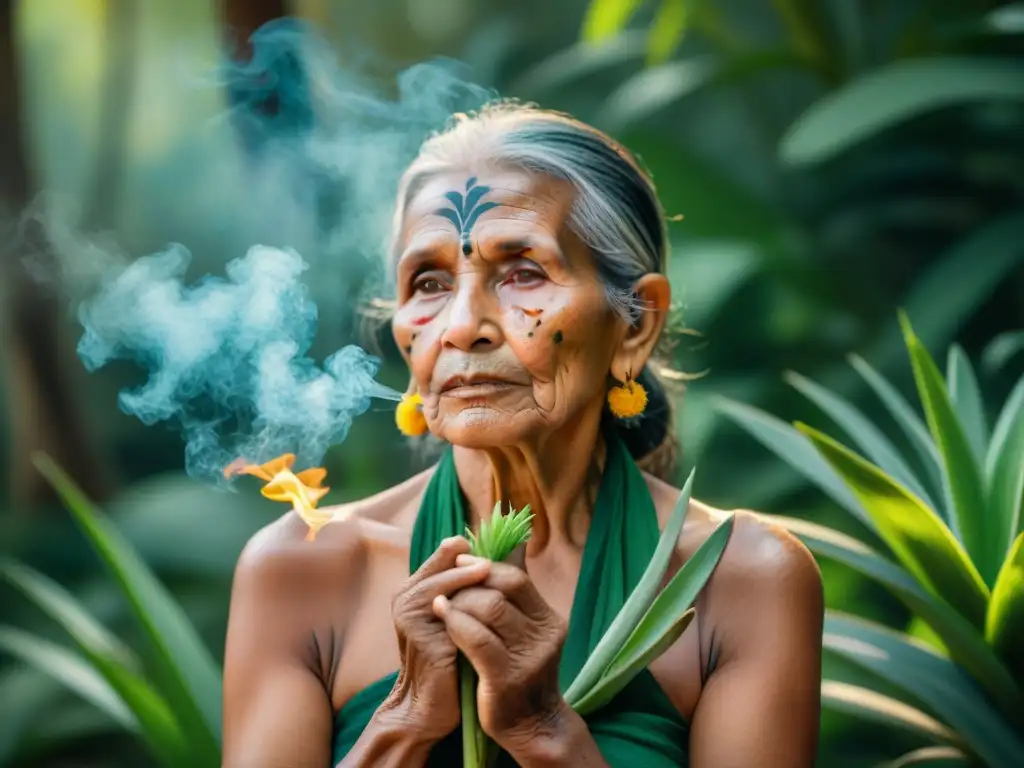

{"left": 1, "top": 0, "right": 1022, "bottom": 766}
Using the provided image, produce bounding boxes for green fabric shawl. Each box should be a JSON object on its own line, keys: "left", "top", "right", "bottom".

{"left": 332, "top": 432, "right": 689, "bottom": 765}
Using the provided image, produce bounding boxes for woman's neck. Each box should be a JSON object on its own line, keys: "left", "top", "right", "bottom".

{"left": 452, "top": 409, "right": 607, "bottom": 554}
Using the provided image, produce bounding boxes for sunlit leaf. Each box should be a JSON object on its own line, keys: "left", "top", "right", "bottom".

{"left": 582, "top": 0, "right": 646, "bottom": 43}
{"left": 784, "top": 371, "right": 937, "bottom": 510}
{"left": 33, "top": 454, "right": 222, "bottom": 766}
{"left": 773, "top": 515, "right": 1021, "bottom": 714}
{"left": 796, "top": 424, "right": 989, "bottom": 628}
{"left": 901, "top": 313, "right": 996, "bottom": 585}
{"left": 820, "top": 680, "right": 960, "bottom": 746}
{"left": 847, "top": 353, "right": 947, "bottom": 517}
{"left": 780, "top": 57, "right": 1024, "bottom": 164}
{"left": 647, "top": 0, "right": 690, "bottom": 65}
{"left": 945, "top": 345, "right": 988, "bottom": 468}
{"left": 986, "top": 533, "right": 1024, "bottom": 685}
{"left": 715, "top": 398, "right": 874, "bottom": 531}
{"left": 986, "top": 375, "right": 1024, "bottom": 553}
{"left": 824, "top": 612, "right": 1024, "bottom": 767}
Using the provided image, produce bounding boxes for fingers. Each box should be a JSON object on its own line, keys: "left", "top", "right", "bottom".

{"left": 455, "top": 556, "right": 550, "bottom": 621}
{"left": 433, "top": 595, "right": 507, "bottom": 674}
{"left": 410, "top": 536, "right": 471, "bottom": 583}
{"left": 444, "top": 586, "right": 527, "bottom": 643}
{"left": 399, "top": 559, "right": 491, "bottom": 613}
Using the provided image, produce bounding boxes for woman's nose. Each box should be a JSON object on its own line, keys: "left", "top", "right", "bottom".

{"left": 440, "top": 278, "right": 502, "bottom": 352}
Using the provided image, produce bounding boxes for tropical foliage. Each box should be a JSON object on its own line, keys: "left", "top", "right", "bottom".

{"left": 720, "top": 314, "right": 1024, "bottom": 767}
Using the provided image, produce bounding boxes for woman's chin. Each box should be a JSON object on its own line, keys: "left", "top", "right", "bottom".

{"left": 436, "top": 407, "right": 534, "bottom": 447}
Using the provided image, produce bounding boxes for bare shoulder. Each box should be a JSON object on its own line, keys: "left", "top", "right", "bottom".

{"left": 643, "top": 472, "right": 823, "bottom": 606}
{"left": 231, "top": 465, "right": 435, "bottom": 609}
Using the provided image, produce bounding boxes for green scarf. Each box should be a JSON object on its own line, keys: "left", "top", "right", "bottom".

{"left": 333, "top": 430, "right": 689, "bottom": 765}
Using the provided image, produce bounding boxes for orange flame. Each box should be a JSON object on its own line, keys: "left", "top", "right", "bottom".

{"left": 226, "top": 453, "right": 333, "bottom": 541}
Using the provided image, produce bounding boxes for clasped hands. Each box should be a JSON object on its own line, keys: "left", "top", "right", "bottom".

{"left": 385, "top": 535, "right": 573, "bottom": 758}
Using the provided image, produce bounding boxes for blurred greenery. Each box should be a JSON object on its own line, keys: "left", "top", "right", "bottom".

{"left": 0, "top": 0, "right": 1022, "bottom": 765}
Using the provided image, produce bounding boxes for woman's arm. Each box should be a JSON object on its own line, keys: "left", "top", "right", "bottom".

{"left": 222, "top": 517, "right": 349, "bottom": 767}
{"left": 689, "top": 519, "right": 824, "bottom": 767}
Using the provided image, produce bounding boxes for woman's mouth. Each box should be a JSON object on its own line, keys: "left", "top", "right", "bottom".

{"left": 440, "top": 375, "right": 517, "bottom": 397}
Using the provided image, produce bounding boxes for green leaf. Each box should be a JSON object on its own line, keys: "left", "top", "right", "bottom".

{"left": 582, "top": 0, "right": 646, "bottom": 43}
{"left": 775, "top": 515, "right": 1021, "bottom": 715}
{"left": 780, "top": 57, "right": 1024, "bottom": 164}
{"left": 820, "top": 680, "right": 960, "bottom": 746}
{"left": 986, "top": 533, "right": 1024, "bottom": 685}
{"left": 945, "top": 345, "right": 988, "bottom": 468}
{"left": 33, "top": 454, "right": 222, "bottom": 765}
{"left": 784, "top": 371, "right": 937, "bottom": 511}
{"left": 573, "top": 514, "right": 734, "bottom": 714}
{"left": 715, "top": 397, "right": 874, "bottom": 531}
{"left": 982, "top": 331, "right": 1024, "bottom": 375}
{"left": 0, "top": 627, "right": 136, "bottom": 732}
{"left": 900, "top": 313, "right": 995, "bottom": 585}
{"left": 596, "top": 58, "right": 715, "bottom": 133}
{"left": 795, "top": 424, "right": 989, "bottom": 629}
{"left": 0, "top": 560, "right": 190, "bottom": 764}
{"left": 564, "top": 468, "right": 696, "bottom": 703}
{"left": 510, "top": 31, "right": 648, "bottom": 97}
{"left": 847, "top": 353, "right": 946, "bottom": 518}
{"left": 0, "top": 559, "right": 138, "bottom": 670}
{"left": 986, "top": 375, "right": 1024, "bottom": 554}
{"left": 647, "top": 0, "right": 690, "bottom": 64}
{"left": 824, "top": 612, "right": 1024, "bottom": 767}
{"left": 881, "top": 746, "right": 971, "bottom": 767}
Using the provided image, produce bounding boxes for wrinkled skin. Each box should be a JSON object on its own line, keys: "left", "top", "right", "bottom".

{"left": 221, "top": 167, "right": 824, "bottom": 768}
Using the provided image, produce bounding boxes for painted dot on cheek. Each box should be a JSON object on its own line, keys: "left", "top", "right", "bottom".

{"left": 552, "top": 330, "right": 564, "bottom": 344}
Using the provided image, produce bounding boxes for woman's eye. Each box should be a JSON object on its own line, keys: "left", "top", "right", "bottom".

{"left": 505, "top": 268, "right": 545, "bottom": 287}
{"left": 413, "top": 276, "right": 448, "bottom": 294}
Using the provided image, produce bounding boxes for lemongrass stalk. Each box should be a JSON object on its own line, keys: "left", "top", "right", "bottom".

{"left": 461, "top": 502, "right": 534, "bottom": 768}
{"left": 563, "top": 468, "right": 696, "bottom": 704}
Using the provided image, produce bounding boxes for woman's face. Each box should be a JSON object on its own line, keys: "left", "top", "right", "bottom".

{"left": 391, "top": 167, "right": 633, "bottom": 448}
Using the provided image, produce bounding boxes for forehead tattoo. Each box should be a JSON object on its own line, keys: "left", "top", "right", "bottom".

{"left": 434, "top": 176, "right": 500, "bottom": 256}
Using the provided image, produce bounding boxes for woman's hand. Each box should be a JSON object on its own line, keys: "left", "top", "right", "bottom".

{"left": 432, "top": 555, "right": 570, "bottom": 754}
{"left": 380, "top": 536, "right": 492, "bottom": 743}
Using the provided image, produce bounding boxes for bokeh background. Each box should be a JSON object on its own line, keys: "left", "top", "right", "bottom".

{"left": 1, "top": 0, "right": 1022, "bottom": 765}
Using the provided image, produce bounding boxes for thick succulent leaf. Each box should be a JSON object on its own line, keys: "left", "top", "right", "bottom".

{"left": 33, "top": 454, "right": 222, "bottom": 765}
{"left": 945, "top": 345, "right": 989, "bottom": 467}
{"left": 796, "top": 424, "right": 989, "bottom": 629}
{"left": 564, "top": 468, "right": 696, "bottom": 702}
{"left": 847, "top": 353, "right": 947, "bottom": 519}
{"left": 715, "top": 397, "right": 874, "bottom": 531}
{"left": 901, "top": 313, "right": 996, "bottom": 586}
{"left": 986, "top": 375, "right": 1024, "bottom": 556}
{"left": 824, "top": 612, "right": 1024, "bottom": 767}
{"left": 784, "top": 371, "right": 937, "bottom": 510}
{"left": 774, "top": 516, "right": 1021, "bottom": 714}
{"left": 986, "top": 533, "right": 1024, "bottom": 685}
{"left": 820, "top": 680, "right": 960, "bottom": 746}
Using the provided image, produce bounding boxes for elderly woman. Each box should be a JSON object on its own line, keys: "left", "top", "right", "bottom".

{"left": 222, "top": 103, "right": 824, "bottom": 767}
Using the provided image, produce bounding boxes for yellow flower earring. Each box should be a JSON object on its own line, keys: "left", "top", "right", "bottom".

{"left": 607, "top": 369, "right": 648, "bottom": 419}
{"left": 395, "top": 390, "right": 428, "bottom": 436}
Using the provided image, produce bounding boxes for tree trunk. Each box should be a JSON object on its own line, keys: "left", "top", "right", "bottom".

{"left": 220, "top": 0, "right": 289, "bottom": 61}
{"left": 0, "top": 0, "right": 114, "bottom": 507}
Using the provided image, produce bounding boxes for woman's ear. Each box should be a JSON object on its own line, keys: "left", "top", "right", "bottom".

{"left": 610, "top": 273, "right": 671, "bottom": 380}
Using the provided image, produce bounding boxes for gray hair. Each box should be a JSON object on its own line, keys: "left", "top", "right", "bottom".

{"left": 386, "top": 100, "right": 679, "bottom": 478}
